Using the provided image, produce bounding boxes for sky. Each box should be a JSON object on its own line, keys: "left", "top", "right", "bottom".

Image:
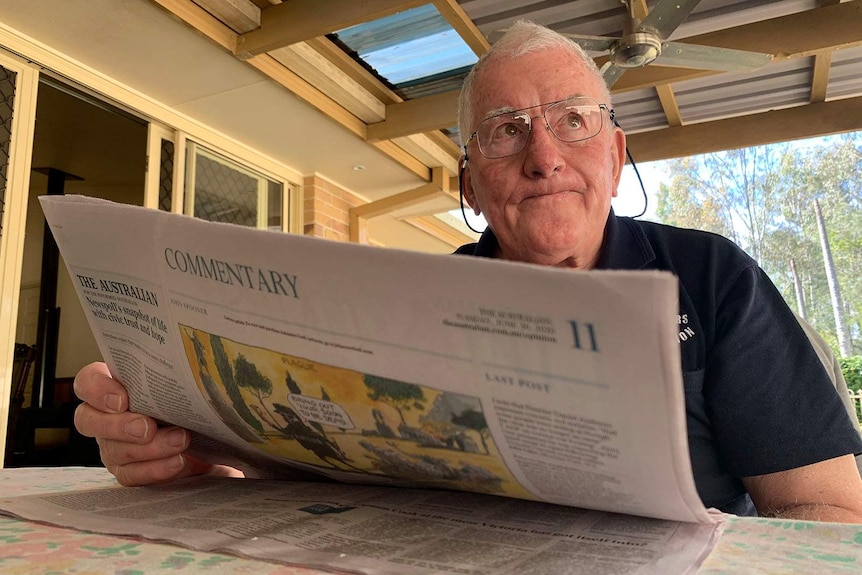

{"left": 613, "top": 161, "right": 665, "bottom": 221}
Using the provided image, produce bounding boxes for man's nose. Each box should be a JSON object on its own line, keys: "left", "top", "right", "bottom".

{"left": 523, "top": 120, "right": 564, "bottom": 178}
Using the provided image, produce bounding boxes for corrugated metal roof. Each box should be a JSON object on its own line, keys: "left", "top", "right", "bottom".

{"left": 329, "top": 0, "right": 859, "bottom": 139}
{"left": 830, "top": 45, "right": 862, "bottom": 99}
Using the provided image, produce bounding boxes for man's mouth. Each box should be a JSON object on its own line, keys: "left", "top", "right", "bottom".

{"left": 520, "top": 190, "right": 576, "bottom": 202}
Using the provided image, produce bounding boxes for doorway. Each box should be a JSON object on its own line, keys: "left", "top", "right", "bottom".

{"left": 5, "top": 78, "right": 147, "bottom": 466}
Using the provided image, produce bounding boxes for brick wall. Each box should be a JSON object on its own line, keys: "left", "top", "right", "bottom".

{"left": 302, "top": 174, "right": 364, "bottom": 241}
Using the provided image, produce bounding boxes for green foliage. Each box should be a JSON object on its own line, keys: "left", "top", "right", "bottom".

{"left": 209, "top": 335, "right": 263, "bottom": 433}
{"left": 234, "top": 353, "right": 273, "bottom": 399}
{"left": 654, "top": 133, "right": 862, "bottom": 355}
{"left": 451, "top": 409, "right": 490, "bottom": 454}
{"left": 840, "top": 356, "right": 862, "bottom": 392}
{"left": 364, "top": 374, "right": 425, "bottom": 423}
{"left": 285, "top": 370, "right": 302, "bottom": 395}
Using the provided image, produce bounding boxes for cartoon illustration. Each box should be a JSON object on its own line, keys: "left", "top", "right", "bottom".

{"left": 178, "top": 325, "right": 531, "bottom": 499}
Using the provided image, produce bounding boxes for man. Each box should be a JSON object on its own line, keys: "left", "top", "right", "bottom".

{"left": 73, "top": 21, "right": 862, "bottom": 521}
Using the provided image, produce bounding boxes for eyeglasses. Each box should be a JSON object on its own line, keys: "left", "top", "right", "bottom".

{"left": 465, "top": 96, "right": 614, "bottom": 159}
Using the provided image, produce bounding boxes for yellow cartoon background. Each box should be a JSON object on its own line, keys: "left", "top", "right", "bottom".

{"left": 179, "top": 325, "right": 531, "bottom": 499}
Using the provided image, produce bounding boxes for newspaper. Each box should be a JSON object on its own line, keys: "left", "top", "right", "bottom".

{"left": 1, "top": 476, "right": 723, "bottom": 575}
{"left": 0, "top": 195, "right": 727, "bottom": 574}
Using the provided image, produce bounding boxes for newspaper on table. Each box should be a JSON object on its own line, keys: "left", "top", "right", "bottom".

{"left": 0, "top": 195, "right": 727, "bottom": 575}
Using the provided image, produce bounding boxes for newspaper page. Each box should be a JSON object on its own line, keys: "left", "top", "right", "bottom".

{"left": 0, "top": 476, "right": 723, "bottom": 575}
{"left": 38, "top": 195, "right": 708, "bottom": 524}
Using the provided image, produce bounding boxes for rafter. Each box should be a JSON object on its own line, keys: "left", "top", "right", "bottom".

{"left": 809, "top": 0, "right": 842, "bottom": 104}
{"left": 630, "top": 0, "right": 682, "bottom": 128}
{"left": 361, "top": 1, "right": 862, "bottom": 139}
{"left": 306, "top": 36, "right": 402, "bottom": 105}
{"left": 235, "top": 0, "right": 426, "bottom": 58}
{"left": 366, "top": 90, "right": 460, "bottom": 142}
{"left": 268, "top": 42, "right": 386, "bottom": 122}
{"left": 153, "top": 0, "right": 449, "bottom": 182}
{"left": 810, "top": 52, "right": 832, "bottom": 104}
{"left": 626, "top": 95, "right": 862, "bottom": 163}
{"left": 655, "top": 85, "right": 683, "bottom": 127}
{"left": 433, "top": 0, "right": 489, "bottom": 56}
{"left": 350, "top": 167, "right": 452, "bottom": 243}
{"left": 192, "top": 0, "right": 260, "bottom": 33}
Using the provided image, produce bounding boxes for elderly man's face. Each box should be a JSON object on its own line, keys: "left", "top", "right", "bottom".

{"left": 462, "top": 47, "right": 626, "bottom": 268}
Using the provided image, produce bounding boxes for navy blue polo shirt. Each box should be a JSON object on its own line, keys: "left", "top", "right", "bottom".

{"left": 455, "top": 212, "right": 862, "bottom": 515}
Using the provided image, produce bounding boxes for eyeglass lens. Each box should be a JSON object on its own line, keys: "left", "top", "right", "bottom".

{"left": 477, "top": 97, "right": 606, "bottom": 159}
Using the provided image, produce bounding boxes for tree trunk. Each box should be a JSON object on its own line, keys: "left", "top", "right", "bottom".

{"left": 789, "top": 258, "right": 807, "bottom": 319}
{"left": 813, "top": 199, "right": 852, "bottom": 357}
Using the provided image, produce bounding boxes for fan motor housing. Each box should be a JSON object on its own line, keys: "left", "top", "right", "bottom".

{"left": 611, "top": 32, "right": 662, "bottom": 68}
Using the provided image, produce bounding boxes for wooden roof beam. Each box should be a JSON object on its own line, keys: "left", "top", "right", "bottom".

{"left": 810, "top": 0, "right": 842, "bottom": 104}
{"left": 433, "top": 0, "right": 489, "bottom": 56}
{"left": 810, "top": 52, "right": 832, "bottom": 104}
{"left": 350, "top": 167, "right": 452, "bottom": 242}
{"left": 366, "top": 90, "right": 460, "bottom": 142}
{"left": 613, "top": 0, "right": 862, "bottom": 92}
{"left": 192, "top": 0, "right": 260, "bottom": 34}
{"left": 235, "top": 0, "right": 426, "bottom": 58}
{"left": 625, "top": 95, "right": 862, "bottom": 163}
{"left": 655, "top": 85, "right": 683, "bottom": 127}
{"left": 631, "top": 0, "right": 682, "bottom": 127}
{"left": 366, "top": 1, "right": 862, "bottom": 138}
{"left": 156, "top": 0, "right": 436, "bottom": 181}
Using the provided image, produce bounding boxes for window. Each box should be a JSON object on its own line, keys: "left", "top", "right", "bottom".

{"left": 168, "top": 141, "right": 291, "bottom": 232}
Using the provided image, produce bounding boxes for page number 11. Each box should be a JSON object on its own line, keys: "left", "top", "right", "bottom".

{"left": 568, "top": 321, "right": 599, "bottom": 352}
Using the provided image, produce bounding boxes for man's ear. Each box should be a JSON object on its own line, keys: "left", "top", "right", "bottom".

{"left": 610, "top": 125, "right": 626, "bottom": 198}
{"left": 460, "top": 157, "right": 482, "bottom": 216}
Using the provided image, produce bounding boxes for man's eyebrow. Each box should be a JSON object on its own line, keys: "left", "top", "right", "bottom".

{"left": 482, "top": 106, "right": 516, "bottom": 120}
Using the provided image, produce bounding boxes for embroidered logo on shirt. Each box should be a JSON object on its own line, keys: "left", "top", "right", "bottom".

{"left": 677, "top": 313, "right": 696, "bottom": 343}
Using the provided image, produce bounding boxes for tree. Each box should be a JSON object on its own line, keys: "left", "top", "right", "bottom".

{"left": 284, "top": 370, "right": 302, "bottom": 395}
{"left": 451, "top": 408, "right": 490, "bottom": 454}
{"left": 813, "top": 199, "right": 852, "bottom": 357}
{"left": 234, "top": 353, "right": 274, "bottom": 412}
{"left": 656, "top": 145, "right": 786, "bottom": 260}
{"left": 209, "top": 335, "right": 263, "bottom": 432}
{"left": 656, "top": 157, "right": 732, "bottom": 237}
{"left": 655, "top": 133, "right": 862, "bottom": 355}
{"left": 363, "top": 374, "right": 425, "bottom": 424}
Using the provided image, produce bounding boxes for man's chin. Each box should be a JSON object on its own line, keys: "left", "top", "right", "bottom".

{"left": 508, "top": 234, "right": 583, "bottom": 266}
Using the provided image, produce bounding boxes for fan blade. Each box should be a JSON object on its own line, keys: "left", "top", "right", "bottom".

{"left": 560, "top": 33, "right": 618, "bottom": 54}
{"left": 655, "top": 42, "right": 772, "bottom": 72}
{"left": 600, "top": 61, "right": 627, "bottom": 89}
{"left": 640, "top": 0, "right": 703, "bottom": 39}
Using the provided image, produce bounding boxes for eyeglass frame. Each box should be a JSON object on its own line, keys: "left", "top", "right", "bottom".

{"left": 463, "top": 96, "right": 616, "bottom": 160}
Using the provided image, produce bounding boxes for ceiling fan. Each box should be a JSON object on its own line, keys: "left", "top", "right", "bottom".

{"left": 560, "top": 0, "right": 773, "bottom": 87}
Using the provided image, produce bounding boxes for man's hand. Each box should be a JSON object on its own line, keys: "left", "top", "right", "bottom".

{"left": 742, "top": 454, "right": 862, "bottom": 523}
{"left": 73, "top": 362, "right": 242, "bottom": 486}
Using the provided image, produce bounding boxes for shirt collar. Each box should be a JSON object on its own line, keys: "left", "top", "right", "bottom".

{"left": 595, "top": 210, "right": 656, "bottom": 270}
{"left": 469, "top": 210, "right": 656, "bottom": 270}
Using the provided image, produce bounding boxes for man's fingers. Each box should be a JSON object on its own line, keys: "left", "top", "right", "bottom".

{"left": 109, "top": 454, "right": 189, "bottom": 487}
{"left": 74, "top": 402, "right": 157, "bottom": 444}
{"left": 96, "top": 425, "right": 189, "bottom": 466}
{"left": 108, "top": 454, "right": 228, "bottom": 487}
{"left": 73, "top": 362, "right": 128, "bottom": 413}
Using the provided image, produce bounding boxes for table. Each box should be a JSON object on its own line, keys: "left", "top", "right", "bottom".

{"left": 1, "top": 467, "right": 861, "bottom": 574}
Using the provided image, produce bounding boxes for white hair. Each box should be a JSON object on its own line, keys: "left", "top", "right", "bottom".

{"left": 458, "top": 20, "right": 610, "bottom": 148}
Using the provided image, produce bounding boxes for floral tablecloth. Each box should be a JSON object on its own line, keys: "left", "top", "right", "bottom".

{"left": 1, "top": 467, "right": 861, "bottom": 574}
{"left": 0, "top": 467, "right": 334, "bottom": 574}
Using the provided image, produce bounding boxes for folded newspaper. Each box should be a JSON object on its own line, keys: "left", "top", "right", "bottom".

{"left": 1, "top": 195, "right": 728, "bottom": 575}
